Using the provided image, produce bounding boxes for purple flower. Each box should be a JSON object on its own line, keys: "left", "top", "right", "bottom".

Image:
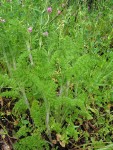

{"left": 28, "top": 27, "right": 32, "bottom": 33}
{"left": 58, "top": 10, "right": 61, "bottom": 15}
{"left": 43, "top": 31, "right": 48, "bottom": 37}
{"left": 47, "top": 7, "right": 52, "bottom": 13}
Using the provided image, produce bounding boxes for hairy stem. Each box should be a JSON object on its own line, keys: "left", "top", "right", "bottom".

{"left": 44, "top": 97, "right": 53, "bottom": 146}
{"left": 26, "top": 41, "right": 34, "bottom": 66}
{"left": 21, "top": 87, "right": 30, "bottom": 110}
{"left": 3, "top": 50, "right": 12, "bottom": 76}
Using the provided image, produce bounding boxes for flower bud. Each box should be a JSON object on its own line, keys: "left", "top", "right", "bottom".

{"left": 28, "top": 27, "right": 32, "bottom": 33}
{"left": 43, "top": 31, "right": 48, "bottom": 37}
{"left": 47, "top": 7, "right": 52, "bottom": 13}
{"left": 62, "top": 3, "right": 65, "bottom": 8}
{"left": 58, "top": 10, "right": 61, "bottom": 15}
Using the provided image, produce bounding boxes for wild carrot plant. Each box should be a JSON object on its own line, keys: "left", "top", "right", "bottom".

{"left": 0, "top": 0, "right": 113, "bottom": 149}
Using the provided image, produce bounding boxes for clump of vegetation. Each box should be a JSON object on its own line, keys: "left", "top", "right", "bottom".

{"left": 0, "top": 0, "right": 113, "bottom": 149}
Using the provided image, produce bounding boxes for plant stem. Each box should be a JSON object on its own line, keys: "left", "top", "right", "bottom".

{"left": 21, "top": 87, "right": 30, "bottom": 110}
{"left": 26, "top": 41, "right": 34, "bottom": 66}
{"left": 66, "top": 80, "right": 70, "bottom": 96}
{"left": 44, "top": 97, "right": 53, "bottom": 147}
{"left": 58, "top": 85, "right": 63, "bottom": 96}
{"left": 3, "top": 50, "right": 12, "bottom": 76}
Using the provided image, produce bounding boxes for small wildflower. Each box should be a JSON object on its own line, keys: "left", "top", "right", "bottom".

{"left": 28, "top": 27, "right": 32, "bottom": 33}
{"left": 43, "top": 31, "right": 48, "bottom": 37}
{"left": 0, "top": 18, "right": 6, "bottom": 23}
{"left": 58, "top": 10, "right": 61, "bottom": 15}
{"left": 47, "top": 7, "right": 52, "bottom": 13}
{"left": 62, "top": 3, "right": 65, "bottom": 8}
{"left": 2, "top": 19, "right": 6, "bottom": 22}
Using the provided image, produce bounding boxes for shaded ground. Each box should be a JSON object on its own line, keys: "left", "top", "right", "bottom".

{"left": 1, "top": 95, "right": 113, "bottom": 150}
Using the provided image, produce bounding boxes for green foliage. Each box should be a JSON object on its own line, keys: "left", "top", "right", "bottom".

{"left": 30, "top": 100, "right": 46, "bottom": 131}
{"left": 14, "top": 133, "right": 49, "bottom": 150}
{"left": 1, "top": 0, "right": 113, "bottom": 149}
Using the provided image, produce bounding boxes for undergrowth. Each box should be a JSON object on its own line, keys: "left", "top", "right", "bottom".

{"left": 0, "top": 0, "right": 113, "bottom": 150}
